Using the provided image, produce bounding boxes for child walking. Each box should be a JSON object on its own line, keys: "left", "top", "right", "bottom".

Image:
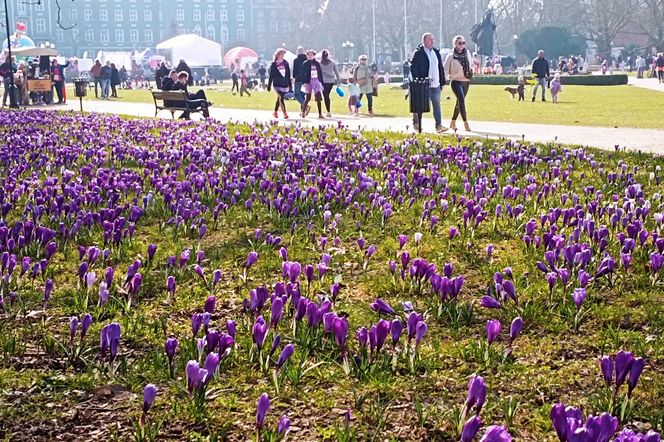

{"left": 301, "top": 49, "right": 325, "bottom": 118}
{"left": 239, "top": 70, "right": 251, "bottom": 97}
{"left": 346, "top": 76, "right": 361, "bottom": 116}
{"left": 550, "top": 73, "right": 562, "bottom": 104}
{"left": 517, "top": 75, "right": 525, "bottom": 101}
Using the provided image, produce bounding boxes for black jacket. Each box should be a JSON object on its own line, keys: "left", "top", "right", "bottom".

{"left": 160, "top": 77, "right": 175, "bottom": 91}
{"left": 301, "top": 59, "right": 322, "bottom": 84}
{"left": 292, "top": 54, "right": 307, "bottom": 82}
{"left": 531, "top": 57, "right": 550, "bottom": 78}
{"left": 100, "top": 65, "right": 112, "bottom": 80}
{"left": 410, "top": 45, "right": 446, "bottom": 89}
{"left": 111, "top": 67, "right": 120, "bottom": 86}
{"left": 267, "top": 61, "right": 292, "bottom": 91}
{"left": 155, "top": 65, "right": 169, "bottom": 87}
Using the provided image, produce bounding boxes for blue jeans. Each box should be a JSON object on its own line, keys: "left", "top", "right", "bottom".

{"left": 101, "top": 79, "right": 111, "bottom": 98}
{"left": 412, "top": 87, "right": 441, "bottom": 127}
{"left": 294, "top": 81, "right": 305, "bottom": 107}
{"left": 532, "top": 77, "right": 547, "bottom": 100}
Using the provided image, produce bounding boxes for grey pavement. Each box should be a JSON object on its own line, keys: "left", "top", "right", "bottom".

{"left": 53, "top": 97, "right": 664, "bottom": 154}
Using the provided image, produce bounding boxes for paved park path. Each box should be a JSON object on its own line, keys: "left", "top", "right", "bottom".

{"left": 628, "top": 75, "right": 664, "bottom": 93}
{"left": 60, "top": 98, "right": 664, "bottom": 154}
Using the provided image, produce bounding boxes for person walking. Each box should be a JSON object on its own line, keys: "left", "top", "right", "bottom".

{"left": 319, "top": 49, "right": 340, "bottom": 117}
{"left": 51, "top": 58, "right": 70, "bottom": 104}
{"left": 239, "top": 70, "right": 251, "bottom": 97}
{"left": 301, "top": 49, "right": 325, "bottom": 118}
{"left": 267, "top": 48, "right": 292, "bottom": 119}
{"left": 100, "top": 61, "right": 112, "bottom": 99}
{"left": 110, "top": 63, "right": 120, "bottom": 98}
{"left": 531, "top": 50, "right": 550, "bottom": 102}
{"left": 119, "top": 66, "right": 128, "bottom": 89}
{"left": 444, "top": 35, "right": 472, "bottom": 131}
{"left": 409, "top": 33, "right": 446, "bottom": 132}
{"left": 155, "top": 61, "right": 169, "bottom": 89}
{"left": 257, "top": 64, "right": 267, "bottom": 89}
{"left": 90, "top": 59, "right": 102, "bottom": 98}
{"left": 292, "top": 46, "right": 307, "bottom": 112}
{"left": 231, "top": 71, "right": 239, "bottom": 94}
{"left": 635, "top": 55, "right": 646, "bottom": 79}
{"left": 353, "top": 54, "right": 375, "bottom": 115}
{"left": 657, "top": 53, "right": 664, "bottom": 84}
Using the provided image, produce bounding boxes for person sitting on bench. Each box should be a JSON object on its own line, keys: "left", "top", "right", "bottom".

{"left": 170, "top": 71, "right": 211, "bottom": 119}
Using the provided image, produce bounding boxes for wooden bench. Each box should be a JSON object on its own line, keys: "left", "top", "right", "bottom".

{"left": 150, "top": 90, "right": 204, "bottom": 119}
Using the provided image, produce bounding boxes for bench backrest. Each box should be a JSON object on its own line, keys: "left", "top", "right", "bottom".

{"left": 151, "top": 90, "right": 187, "bottom": 102}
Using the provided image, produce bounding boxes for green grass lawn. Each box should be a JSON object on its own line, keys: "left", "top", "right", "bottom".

{"left": 70, "top": 82, "right": 664, "bottom": 129}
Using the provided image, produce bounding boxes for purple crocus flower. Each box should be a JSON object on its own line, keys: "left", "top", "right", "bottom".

{"left": 185, "top": 360, "right": 207, "bottom": 395}
{"left": 509, "top": 317, "right": 523, "bottom": 344}
{"left": 69, "top": 316, "right": 79, "bottom": 342}
{"left": 256, "top": 393, "right": 270, "bottom": 430}
{"left": 371, "top": 298, "right": 396, "bottom": 315}
{"left": 276, "top": 343, "right": 295, "bottom": 370}
{"left": 332, "top": 317, "right": 349, "bottom": 351}
{"left": 466, "top": 375, "right": 487, "bottom": 414}
{"left": 165, "top": 337, "right": 179, "bottom": 363}
{"left": 252, "top": 316, "right": 269, "bottom": 350}
{"left": 81, "top": 313, "right": 93, "bottom": 340}
{"left": 192, "top": 313, "right": 204, "bottom": 337}
{"left": 226, "top": 320, "right": 237, "bottom": 339}
{"left": 278, "top": 415, "right": 291, "bottom": 436}
{"left": 357, "top": 327, "right": 368, "bottom": 349}
{"left": 212, "top": 269, "right": 222, "bottom": 288}
{"left": 571, "top": 288, "right": 587, "bottom": 310}
{"left": 628, "top": 357, "right": 645, "bottom": 396}
{"left": 600, "top": 355, "right": 614, "bottom": 387}
{"left": 397, "top": 234, "right": 408, "bottom": 249}
{"left": 204, "top": 296, "right": 216, "bottom": 314}
{"left": 480, "top": 425, "right": 512, "bottom": 442}
{"left": 147, "top": 244, "right": 157, "bottom": 261}
{"left": 142, "top": 384, "right": 157, "bottom": 414}
{"left": 461, "top": 416, "right": 482, "bottom": 442}
{"left": 203, "top": 352, "right": 221, "bottom": 383}
{"left": 246, "top": 251, "right": 259, "bottom": 269}
{"left": 270, "top": 296, "right": 284, "bottom": 329}
{"left": 486, "top": 319, "right": 501, "bottom": 345}
{"left": 481, "top": 296, "right": 501, "bottom": 309}
{"left": 390, "top": 319, "right": 403, "bottom": 346}
{"left": 613, "top": 429, "right": 661, "bottom": 442}
{"left": 415, "top": 321, "right": 427, "bottom": 347}
{"left": 615, "top": 351, "right": 635, "bottom": 388}
{"left": 43, "top": 278, "right": 54, "bottom": 309}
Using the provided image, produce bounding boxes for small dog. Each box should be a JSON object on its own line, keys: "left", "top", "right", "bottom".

{"left": 504, "top": 86, "right": 520, "bottom": 98}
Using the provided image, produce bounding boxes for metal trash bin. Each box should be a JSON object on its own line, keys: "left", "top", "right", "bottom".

{"left": 72, "top": 77, "right": 89, "bottom": 111}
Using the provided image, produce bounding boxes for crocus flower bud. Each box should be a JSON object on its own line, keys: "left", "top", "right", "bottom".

{"left": 600, "top": 355, "right": 614, "bottom": 387}
{"left": 142, "top": 384, "right": 157, "bottom": 414}
{"left": 486, "top": 319, "right": 501, "bottom": 345}
{"left": 81, "top": 313, "right": 93, "bottom": 340}
{"left": 627, "top": 357, "right": 645, "bottom": 396}
{"left": 461, "top": 416, "right": 481, "bottom": 442}
{"left": 256, "top": 393, "right": 270, "bottom": 430}
{"left": 509, "top": 317, "right": 523, "bottom": 344}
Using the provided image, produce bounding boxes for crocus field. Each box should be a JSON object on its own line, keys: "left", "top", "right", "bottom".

{"left": 1, "top": 110, "right": 663, "bottom": 442}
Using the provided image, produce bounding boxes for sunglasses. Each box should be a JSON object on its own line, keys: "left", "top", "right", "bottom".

{"left": 360, "top": 58, "right": 367, "bottom": 61}
{"left": 457, "top": 41, "right": 466, "bottom": 45}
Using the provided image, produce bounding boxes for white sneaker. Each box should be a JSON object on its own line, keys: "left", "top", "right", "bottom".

{"left": 326, "top": 112, "right": 332, "bottom": 117}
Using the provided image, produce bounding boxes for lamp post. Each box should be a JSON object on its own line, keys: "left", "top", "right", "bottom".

{"left": 342, "top": 41, "right": 354, "bottom": 63}
{"left": 372, "top": 0, "right": 376, "bottom": 63}
{"left": 513, "top": 35, "right": 518, "bottom": 70}
{"left": 3, "top": 0, "right": 19, "bottom": 109}
{"left": 403, "top": 0, "right": 408, "bottom": 62}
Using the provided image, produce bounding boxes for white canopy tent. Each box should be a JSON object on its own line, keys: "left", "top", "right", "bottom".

{"left": 156, "top": 34, "right": 222, "bottom": 67}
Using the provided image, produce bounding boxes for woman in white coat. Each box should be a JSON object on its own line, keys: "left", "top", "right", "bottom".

{"left": 444, "top": 35, "right": 473, "bottom": 131}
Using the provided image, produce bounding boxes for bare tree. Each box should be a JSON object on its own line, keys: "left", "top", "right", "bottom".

{"left": 633, "top": 0, "right": 664, "bottom": 51}
{"left": 581, "top": 0, "right": 639, "bottom": 57}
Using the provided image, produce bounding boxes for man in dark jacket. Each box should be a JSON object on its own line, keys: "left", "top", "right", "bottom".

{"left": 531, "top": 50, "right": 550, "bottom": 102}
{"left": 155, "top": 62, "right": 169, "bottom": 89}
{"left": 409, "top": 32, "right": 447, "bottom": 132}
{"left": 292, "top": 46, "right": 307, "bottom": 110}
{"left": 171, "top": 71, "right": 210, "bottom": 119}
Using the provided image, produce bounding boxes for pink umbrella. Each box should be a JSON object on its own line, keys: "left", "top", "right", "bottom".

{"left": 223, "top": 47, "right": 258, "bottom": 69}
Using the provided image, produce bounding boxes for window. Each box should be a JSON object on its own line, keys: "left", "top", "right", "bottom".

{"left": 17, "top": 2, "right": 26, "bottom": 13}
{"left": 144, "top": 29, "right": 153, "bottom": 43}
{"left": 270, "top": 21, "right": 278, "bottom": 33}
{"left": 206, "top": 27, "right": 215, "bottom": 41}
{"left": 129, "top": 10, "right": 137, "bottom": 22}
{"left": 69, "top": 9, "right": 77, "bottom": 22}
{"left": 35, "top": 2, "right": 44, "bottom": 11}
{"left": 176, "top": 9, "right": 184, "bottom": 21}
{"left": 257, "top": 11, "right": 264, "bottom": 18}
{"left": 84, "top": 9, "right": 92, "bottom": 22}
{"left": 193, "top": 9, "right": 201, "bottom": 21}
{"left": 220, "top": 26, "right": 229, "bottom": 42}
{"left": 35, "top": 19, "right": 46, "bottom": 33}
{"left": 55, "top": 29, "right": 64, "bottom": 42}
{"left": 100, "top": 9, "right": 108, "bottom": 21}
{"left": 100, "top": 29, "right": 109, "bottom": 43}
{"left": 237, "top": 9, "right": 244, "bottom": 21}
{"left": 256, "top": 20, "right": 264, "bottom": 33}
{"left": 144, "top": 10, "right": 152, "bottom": 21}
{"left": 236, "top": 28, "right": 244, "bottom": 41}
{"left": 220, "top": 10, "right": 228, "bottom": 21}
{"left": 206, "top": 10, "right": 214, "bottom": 21}
{"left": 85, "top": 29, "right": 94, "bottom": 42}
{"left": 72, "top": 28, "right": 79, "bottom": 41}
{"left": 115, "top": 29, "right": 124, "bottom": 43}
{"left": 130, "top": 29, "right": 139, "bottom": 43}
{"left": 114, "top": 10, "right": 123, "bottom": 21}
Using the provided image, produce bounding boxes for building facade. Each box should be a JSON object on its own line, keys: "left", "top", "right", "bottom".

{"left": 3, "top": 0, "right": 258, "bottom": 58}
